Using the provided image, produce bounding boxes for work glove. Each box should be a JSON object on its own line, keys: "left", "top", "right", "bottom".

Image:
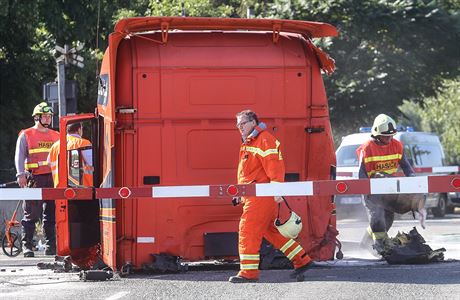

{"left": 17, "top": 173, "right": 27, "bottom": 188}
{"left": 232, "top": 197, "right": 241, "bottom": 206}
{"left": 274, "top": 196, "right": 284, "bottom": 203}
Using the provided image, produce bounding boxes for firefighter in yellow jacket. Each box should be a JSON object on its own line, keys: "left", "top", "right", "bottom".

{"left": 48, "top": 122, "right": 93, "bottom": 188}
{"left": 357, "top": 114, "right": 415, "bottom": 254}
{"left": 15, "top": 102, "right": 59, "bottom": 257}
{"left": 229, "top": 110, "right": 312, "bottom": 283}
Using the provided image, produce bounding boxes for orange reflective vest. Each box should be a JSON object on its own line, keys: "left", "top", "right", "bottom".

{"left": 237, "top": 130, "right": 285, "bottom": 184}
{"left": 356, "top": 139, "right": 404, "bottom": 177}
{"left": 21, "top": 127, "right": 59, "bottom": 175}
{"left": 48, "top": 135, "right": 93, "bottom": 187}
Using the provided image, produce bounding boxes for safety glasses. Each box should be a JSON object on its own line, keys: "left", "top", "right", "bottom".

{"left": 236, "top": 120, "right": 252, "bottom": 129}
{"left": 41, "top": 106, "right": 53, "bottom": 114}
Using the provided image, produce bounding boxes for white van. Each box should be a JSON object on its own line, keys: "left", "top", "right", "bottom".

{"left": 335, "top": 127, "right": 459, "bottom": 218}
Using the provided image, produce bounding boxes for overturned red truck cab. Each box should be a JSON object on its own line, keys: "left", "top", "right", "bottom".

{"left": 55, "top": 17, "right": 339, "bottom": 272}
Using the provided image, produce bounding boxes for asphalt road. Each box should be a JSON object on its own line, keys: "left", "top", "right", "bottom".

{"left": 1, "top": 213, "right": 460, "bottom": 300}
{"left": 1, "top": 260, "right": 460, "bottom": 299}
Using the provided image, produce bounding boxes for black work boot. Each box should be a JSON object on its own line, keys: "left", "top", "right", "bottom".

{"left": 290, "top": 261, "right": 314, "bottom": 281}
{"left": 43, "top": 224, "right": 56, "bottom": 256}
{"left": 44, "top": 246, "right": 56, "bottom": 256}
{"left": 21, "top": 224, "right": 35, "bottom": 258}
{"left": 373, "top": 239, "right": 386, "bottom": 255}
{"left": 228, "top": 275, "right": 259, "bottom": 283}
{"left": 23, "top": 246, "right": 34, "bottom": 257}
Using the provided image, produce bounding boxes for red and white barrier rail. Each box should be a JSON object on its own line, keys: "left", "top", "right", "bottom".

{"left": 336, "top": 166, "right": 460, "bottom": 178}
{"left": 1, "top": 175, "right": 460, "bottom": 201}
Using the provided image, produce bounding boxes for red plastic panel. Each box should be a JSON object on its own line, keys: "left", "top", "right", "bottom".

{"left": 428, "top": 175, "right": 460, "bottom": 193}
{"left": 209, "top": 184, "right": 256, "bottom": 197}
{"left": 314, "top": 179, "right": 371, "bottom": 196}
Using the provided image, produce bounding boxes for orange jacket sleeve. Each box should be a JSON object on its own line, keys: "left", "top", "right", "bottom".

{"left": 258, "top": 135, "right": 285, "bottom": 183}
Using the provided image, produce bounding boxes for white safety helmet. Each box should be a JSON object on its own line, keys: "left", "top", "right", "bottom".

{"left": 371, "top": 114, "right": 397, "bottom": 137}
{"left": 275, "top": 211, "right": 303, "bottom": 239}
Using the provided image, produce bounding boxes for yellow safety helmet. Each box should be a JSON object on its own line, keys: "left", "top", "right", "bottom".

{"left": 32, "top": 102, "right": 53, "bottom": 116}
{"left": 275, "top": 211, "right": 303, "bottom": 239}
{"left": 371, "top": 114, "right": 397, "bottom": 137}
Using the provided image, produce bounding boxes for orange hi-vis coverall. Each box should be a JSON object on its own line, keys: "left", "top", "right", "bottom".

{"left": 48, "top": 134, "right": 98, "bottom": 266}
{"left": 236, "top": 128, "right": 311, "bottom": 279}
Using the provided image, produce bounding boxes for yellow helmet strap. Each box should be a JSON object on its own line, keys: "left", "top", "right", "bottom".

{"left": 34, "top": 114, "right": 50, "bottom": 128}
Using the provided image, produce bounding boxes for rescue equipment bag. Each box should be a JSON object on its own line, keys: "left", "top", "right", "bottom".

{"left": 307, "top": 223, "right": 343, "bottom": 260}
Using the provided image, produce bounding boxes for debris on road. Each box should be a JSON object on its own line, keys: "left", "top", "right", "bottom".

{"left": 36, "top": 255, "right": 79, "bottom": 273}
{"left": 381, "top": 227, "right": 446, "bottom": 264}
{"left": 79, "top": 270, "right": 114, "bottom": 281}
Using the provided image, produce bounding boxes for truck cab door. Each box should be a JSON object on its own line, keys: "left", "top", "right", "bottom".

{"left": 55, "top": 115, "right": 101, "bottom": 264}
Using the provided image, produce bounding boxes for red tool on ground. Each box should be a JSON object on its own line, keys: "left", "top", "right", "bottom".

{"left": 1, "top": 174, "right": 36, "bottom": 257}
{"left": 2, "top": 198, "right": 22, "bottom": 257}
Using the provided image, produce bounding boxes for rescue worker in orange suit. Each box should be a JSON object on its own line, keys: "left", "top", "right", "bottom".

{"left": 229, "top": 110, "right": 312, "bottom": 283}
{"left": 48, "top": 122, "right": 99, "bottom": 267}
{"left": 48, "top": 122, "right": 93, "bottom": 188}
{"left": 15, "top": 102, "right": 59, "bottom": 257}
{"left": 357, "top": 114, "right": 415, "bottom": 255}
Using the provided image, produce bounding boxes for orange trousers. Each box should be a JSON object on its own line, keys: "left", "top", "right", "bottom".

{"left": 238, "top": 196, "right": 311, "bottom": 279}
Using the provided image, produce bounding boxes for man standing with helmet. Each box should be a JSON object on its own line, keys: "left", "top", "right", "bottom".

{"left": 48, "top": 122, "right": 93, "bottom": 188}
{"left": 357, "top": 114, "right": 415, "bottom": 254}
{"left": 229, "top": 109, "right": 312, "bottom": 283}
{"left": 15, "top": 102, "right": 59, "bottom": 257}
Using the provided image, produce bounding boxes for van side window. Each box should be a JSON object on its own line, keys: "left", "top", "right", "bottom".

{"left": 411, "top": 144, "right": 443, "bottom": 167}
{"left": 68, "top": 149, "right": 83, "bottom": 187}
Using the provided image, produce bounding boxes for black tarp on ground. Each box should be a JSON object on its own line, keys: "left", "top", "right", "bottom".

{"left": 381, "top": 227, "right": 445, "bottom": 264}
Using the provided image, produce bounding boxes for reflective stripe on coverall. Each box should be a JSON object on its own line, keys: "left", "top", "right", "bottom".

{"left": 237, "top": 130, "right": 311, "bottom": 279}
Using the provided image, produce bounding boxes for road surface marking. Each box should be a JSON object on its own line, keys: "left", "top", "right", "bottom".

{"left": 105, "top": 291, "right": 129, "bottom": 300}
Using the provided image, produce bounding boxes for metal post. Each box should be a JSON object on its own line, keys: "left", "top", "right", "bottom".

{"left": 57, "top": 58, "right": 66, "bottom": 121}
{"left": 247, "top": 7, "right": 254, "bottom": 18}
{"left": 54, "top": 43, "right": 84, "bottom": 127}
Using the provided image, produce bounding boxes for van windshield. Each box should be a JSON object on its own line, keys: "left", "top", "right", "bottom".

{"left": 336, "top": 145, "right": 360, "bottom": 167}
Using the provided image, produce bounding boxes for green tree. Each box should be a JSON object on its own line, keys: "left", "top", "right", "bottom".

{"left": 0, "top": 1, "right": 49, "bottom": 181}
{"left": 149, "top": 0, "right": 229, "bottom": 16}
{"left": 260, "top": 0, "right": 460, "bottom": 144}
{"left": 398, "top": 99, "right": 424, "bottom": 131}
{"left": 0, "top": 1, "right": 151, "bottom": 181}
{"left": 399, "top": 77, "right": 460, "bottom": 165}
{"left": 400, "top": 78, "right": 460, "bottom": 164}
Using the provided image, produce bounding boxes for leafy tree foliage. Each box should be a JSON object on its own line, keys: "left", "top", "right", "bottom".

{"left": 0, "top": 1, "right": 51, "bottom": 181}
{"left": 149, "top": 0, "right": 232, "bottom": 17}
{"left": 0, "top": 1, "right": 150, "bottom": 181}
{"left": 399, "top": 78, "right": 460, "bottom": 164}
{"left": 262, "top": 0, "right": 460, "bottom": 143}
